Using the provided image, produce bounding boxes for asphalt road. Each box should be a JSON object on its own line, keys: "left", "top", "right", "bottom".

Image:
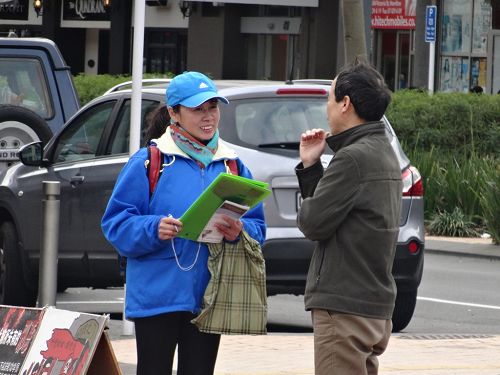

{"left": 405, "top": 252, "right": 500, "bottom": 334}
{"left": 55, "top": 251, "right": 500, "bottom": 334}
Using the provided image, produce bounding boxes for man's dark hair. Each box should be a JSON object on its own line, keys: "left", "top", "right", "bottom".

{"left": 334, "top": 58, "right": 391, "bottom": 122}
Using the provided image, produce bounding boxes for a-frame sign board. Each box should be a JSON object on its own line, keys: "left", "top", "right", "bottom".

{"left": 0, "top": 305, "right": 121, "bottom": 375}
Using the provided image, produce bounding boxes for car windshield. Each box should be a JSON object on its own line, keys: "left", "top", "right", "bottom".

{"left": 226, "top": 97, "right": 329, "bottom": 150}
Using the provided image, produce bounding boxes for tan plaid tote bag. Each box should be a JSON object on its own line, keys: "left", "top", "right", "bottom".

{"left": 191, "top": 230, "right": 267, "bottom": 335}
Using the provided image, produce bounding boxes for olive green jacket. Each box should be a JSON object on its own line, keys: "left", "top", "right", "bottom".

{"left": 296, "top": 121, "right": 402, "bottom": 319}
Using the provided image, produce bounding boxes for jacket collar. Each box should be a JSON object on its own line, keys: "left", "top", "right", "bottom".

{"left": 326, "top": 121, "right": 385, "bottom": 153}
{"left": 153, "top": 128, "right": 238, "bottom": 161}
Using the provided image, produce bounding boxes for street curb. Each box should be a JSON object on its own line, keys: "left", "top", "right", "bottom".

{"left": 425, "top": 239, "right": 500, "bottom": 260}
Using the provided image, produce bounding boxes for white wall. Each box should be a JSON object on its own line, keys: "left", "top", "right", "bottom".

{"left": 84, "top": 29, "right": 99, "bottom": 75}
{"left": 142, "top": 3, "right": 188, "bottom": 28}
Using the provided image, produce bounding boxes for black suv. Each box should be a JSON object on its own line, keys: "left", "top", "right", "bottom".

{"left": 0, "top": 80, "right": 424, "bottom": 332}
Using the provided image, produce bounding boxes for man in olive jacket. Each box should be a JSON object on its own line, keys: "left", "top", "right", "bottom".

{"left": 295, "top": 59, "right": 402, "bottom": 375}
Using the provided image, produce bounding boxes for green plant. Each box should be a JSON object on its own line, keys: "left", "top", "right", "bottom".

{"left": 73, "top": 72, "right": 173, "bottom": 105}
{"left": 427, "top": 207, "right": 480, "bottom": 237}
{"left": 476, "top": 159, "right": 500, "bottom": 244}
{"left": 387, "top": 90, "right": 500, "bottom": 158}
{"left": 403, "top": 148, "right": 499, "bottom": 241}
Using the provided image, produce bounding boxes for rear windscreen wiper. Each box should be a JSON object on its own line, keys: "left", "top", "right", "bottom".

{"left": 257, "top": 142, "right": 300, "bottom": 150}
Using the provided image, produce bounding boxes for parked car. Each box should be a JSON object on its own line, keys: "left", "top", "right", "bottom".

{"left": 0, "top": 79, "right": 424, "bottom": 331}
{"left": 0, "top": 37, "right": 80, "bottom": 177}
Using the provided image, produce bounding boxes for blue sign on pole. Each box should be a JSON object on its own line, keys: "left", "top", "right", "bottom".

{"left": 425, "top": 5, "right": 437, "bottom": 43}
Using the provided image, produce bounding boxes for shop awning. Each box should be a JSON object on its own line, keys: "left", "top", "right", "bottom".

{"left": 185, "top": 0, "right": 318, "bottom": 7}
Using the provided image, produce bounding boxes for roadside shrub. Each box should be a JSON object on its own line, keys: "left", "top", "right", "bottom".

{"left": 388, "top": 90, "right": 500, "bottom": 158}
{"left": 390, "top": 91, "right": 499, "bottom": 241}
{"left": 404, "top": 148, "right": 499, "bottom": 241}
{"left": 475, "top": 160, "right": 500, "bottom": 245}
{"left": 73, "top": 73, "right": 173, "bottom": 105}
{"left": 427, "top": 207, "right": 480, "bottom": 237}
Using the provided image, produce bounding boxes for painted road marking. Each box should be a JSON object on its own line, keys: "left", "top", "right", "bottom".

{"left": 418, "top": 296, "right": 500, "bottom": 310}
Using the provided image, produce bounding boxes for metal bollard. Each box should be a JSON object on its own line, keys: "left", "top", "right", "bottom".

{"left": 122, "top": 283, "right": 135, "bottom": 336}
{"left": 37, "top": 181, "right": 61, "bottom": 307}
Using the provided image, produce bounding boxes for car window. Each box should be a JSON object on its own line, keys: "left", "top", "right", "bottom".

{"left": 233, "top": 98, "right": 328, "bottom": 146}
{"left": 54, "top": 101, "right": 115, "bottom": 163}
{"left": 0, "top": 58, "right": 52, "bottom": 118}
{"left": 108, "top": 99, "right": 160, "bottom": 154}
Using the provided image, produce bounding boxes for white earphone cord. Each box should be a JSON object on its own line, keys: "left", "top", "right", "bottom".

{"left": 170, "top": 238, "right": 201, "bottom": 271}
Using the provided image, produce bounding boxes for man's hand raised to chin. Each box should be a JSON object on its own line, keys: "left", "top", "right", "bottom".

{"left": 299, "top": 128, "right": 328, "bottom": 168}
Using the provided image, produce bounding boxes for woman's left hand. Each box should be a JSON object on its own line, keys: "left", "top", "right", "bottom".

{"left": 215, "top": 215, "right": 243, "bottom": 242}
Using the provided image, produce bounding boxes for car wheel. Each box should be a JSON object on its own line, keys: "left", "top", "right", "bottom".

{"left": 392, "top": 290, "right": 417, "bottom": 332}
{"left": 0, "top": 221, "right": 37, "bottom": 306}
{"left": 0, "top": 105, "right": 52, "bottom": 173}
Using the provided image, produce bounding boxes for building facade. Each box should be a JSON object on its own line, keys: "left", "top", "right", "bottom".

{"left": 371, "top": 0, "right": 500, "bottom": 93}
{"left": 1, "top": 0, "right": 499, "bottom": 93}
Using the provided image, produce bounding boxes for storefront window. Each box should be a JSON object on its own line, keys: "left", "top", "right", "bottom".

{"left": 440, "top": 56, "right": 469, "bottom": 92}
{"left": 440, "top": 0, "right": 492, "bottom": 92}
{"left": 471, "top": 57, "right": 487, "bottom": 88}
{"left": 442, "top": 0, "right": 472, "bottom": 54}
{"left": 472, "top": 0, "right": 491, "bottom": 54}
{"left": 144, "top": 29, "right": 187, "bottom": 75}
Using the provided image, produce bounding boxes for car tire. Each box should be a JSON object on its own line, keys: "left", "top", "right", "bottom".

{"left": 0, "top": 105, "right": 52, "bottom": 171}
{"left": 391, "top": 289, "right": 417, "bottom": 332}
{"left": 0, "top": 221, "right": 37, "bottom": 306}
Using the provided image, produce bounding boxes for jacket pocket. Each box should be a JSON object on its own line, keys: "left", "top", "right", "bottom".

{"left": 138, "top": 238, "right": 183, "bottom": 260}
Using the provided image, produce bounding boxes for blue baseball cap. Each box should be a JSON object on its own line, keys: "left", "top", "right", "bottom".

{"left": 166, "top": 71, "right": 229, "bottom": 108}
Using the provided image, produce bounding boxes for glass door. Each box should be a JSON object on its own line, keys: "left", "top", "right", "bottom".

{"left": 376, "top": 29, "right": 413, "bottom": 91}
{"left": 396, "top": 31, "right": 411, "bottom": 89}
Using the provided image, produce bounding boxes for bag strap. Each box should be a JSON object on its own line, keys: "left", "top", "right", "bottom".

{"left": 225, "top": 159, "right": 239, "bottom": 176}
{"left": 147, "top": 147, "right": 239, "bottom": 196}
{"left": 147, "top": 144, "right": 163, "bottom": 196}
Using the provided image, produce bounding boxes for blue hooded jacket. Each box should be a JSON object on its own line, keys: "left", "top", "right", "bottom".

{"left": 101, "top": 130, "right": 266, "bottom": 319}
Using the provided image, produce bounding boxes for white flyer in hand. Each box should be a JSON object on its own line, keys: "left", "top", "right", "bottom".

{"left": 198, "top": 200, "right": 249, "bottom": 243}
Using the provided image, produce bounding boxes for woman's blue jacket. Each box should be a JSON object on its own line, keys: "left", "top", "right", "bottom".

{"left": 101, "top": 131, "right": 266, "bottom": 319}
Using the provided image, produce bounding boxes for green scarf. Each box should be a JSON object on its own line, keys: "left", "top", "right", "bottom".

{"left": 169, "top": 124, "right": 219, "bottom": 168}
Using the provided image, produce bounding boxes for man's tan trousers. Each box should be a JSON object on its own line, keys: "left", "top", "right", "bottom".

{"left": 311, "top": 309, "right": 392, "bottom": 375}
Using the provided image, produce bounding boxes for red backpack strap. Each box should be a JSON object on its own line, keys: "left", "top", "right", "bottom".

{"left": 225, "top": 159, "right": 239, "bottom": 176}
{"left": 147, "top": 145, "right": 163, "bottom": 196}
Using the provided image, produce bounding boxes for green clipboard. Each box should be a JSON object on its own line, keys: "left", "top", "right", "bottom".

{"left": 177, "top": 173, "right": 271, "bottom": 241}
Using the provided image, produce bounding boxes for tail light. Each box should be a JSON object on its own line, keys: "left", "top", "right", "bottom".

{"left": 402, "top": 165, "right": 423, "bottom": 197}
{"left": 407, "top": 239, "right": 421, "bottom": 254}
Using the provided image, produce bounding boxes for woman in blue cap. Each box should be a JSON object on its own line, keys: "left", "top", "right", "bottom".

{"left": 102, "top": 71, "right": 266, "bottom": 375}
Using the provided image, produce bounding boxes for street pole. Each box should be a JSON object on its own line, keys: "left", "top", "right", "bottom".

{"left": 122, "top": 0, "right": 146, "bottom": 336}
{"left": 428, "top": 41, "right": 436, "bottom": 93}
{"left": 341, "top": 0, "right": 368, "bottom": 63}
{"left": 425, "top": 5, "right": 437, "bottom": 94}
{"left": 37, "top": 181, "right": 60, "bottom": 307}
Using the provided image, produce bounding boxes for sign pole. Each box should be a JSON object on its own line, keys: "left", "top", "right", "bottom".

{"left": 425, "top": 5, "right": 437, "bottom": 94}
{"left": 428, "top": 41, "right": 435, "bottom": 93}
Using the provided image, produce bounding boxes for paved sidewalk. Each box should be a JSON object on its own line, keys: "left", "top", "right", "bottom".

{"left": 108, "top": 237, "right": 499, "bottom": 374}
{"left": 110, "top": 332, "right": 500, "bottom": 375}
{"left": 426, "top": 235, "right": 499, "bottom": 259}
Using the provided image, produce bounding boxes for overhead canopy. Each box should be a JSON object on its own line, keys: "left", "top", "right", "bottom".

{"left": 185, "top": 0, "right": 318, "bottom": 6}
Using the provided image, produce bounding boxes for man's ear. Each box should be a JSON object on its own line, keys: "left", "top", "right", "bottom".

{"left": 341, "top": 96, "right": 351, "bottom": 114}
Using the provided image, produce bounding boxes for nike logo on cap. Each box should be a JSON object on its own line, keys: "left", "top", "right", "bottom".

{"left": 199, "top": 82, "right": 209, "bottom": 89}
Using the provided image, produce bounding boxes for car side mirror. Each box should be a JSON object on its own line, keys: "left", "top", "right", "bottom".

{"left": 19, "top": 141, "right": 44, "bottom": 166}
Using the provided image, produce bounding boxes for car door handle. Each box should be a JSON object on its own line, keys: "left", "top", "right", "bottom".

{"left": 70, "top": 175, "right": 85, "bottom": 186}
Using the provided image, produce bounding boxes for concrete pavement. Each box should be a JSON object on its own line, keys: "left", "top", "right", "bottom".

{"left": 106, "top": 237, "right": 499, "bottom": 375}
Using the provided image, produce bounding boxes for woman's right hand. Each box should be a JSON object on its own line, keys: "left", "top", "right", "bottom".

{"left": 158, "top": 216, "right": 183, "bottom": 240}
